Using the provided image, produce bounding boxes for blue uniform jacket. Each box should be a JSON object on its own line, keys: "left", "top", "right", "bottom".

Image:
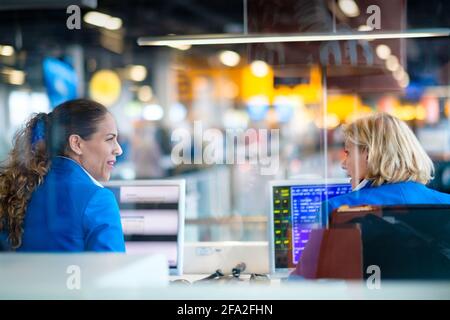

{"left": 323, "top": 181, "right": 450, "bottom": 224}
{"left": 16, "top": 157, "right": 125, "bottom": 252}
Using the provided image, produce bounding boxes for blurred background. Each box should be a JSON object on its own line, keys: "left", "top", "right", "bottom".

{"left": 0, "top": 0, "right": 448, "bottom": 242}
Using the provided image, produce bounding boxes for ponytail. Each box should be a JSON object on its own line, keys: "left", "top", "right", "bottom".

{"left": 0, "top": 99, "right": 108, "bottom": 249}
{"left": 0, "top": 112, "right": 52, "bottom": 249}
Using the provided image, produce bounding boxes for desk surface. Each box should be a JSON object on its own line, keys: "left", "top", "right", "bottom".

{"left": 3, "top": 279, "right": 450, "bottom": 300}
{"left": 1, "top": 253, "right": 449, "bottom": 300}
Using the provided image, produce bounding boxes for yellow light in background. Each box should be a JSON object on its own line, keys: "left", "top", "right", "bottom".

{"left": 326, "top": 113, "right": 341, "bottom": 129}
{"left": 445, "top": 99, "right": 450, "bottom": 118}
{"left": 137, "top": 85, "right": 153, "bottom": 102}
{"left": 250, "top": 60, "right": 269, "bottom": 77}
{"left": 416, "top": 104, "right": 427, "bottom": 121}
{"left": 10, "top": 71, "right": 25, "bottom": 85}
{"left": 3, "top": 69, "right": 26, "bottom": 85}
{"left": 242, "top": 62, "right": 273, "bottom": 102}
{"left": 327, "top": 95, "right": 363, "bottom": 122}
{"left": 0, "top": 45, "right": 14, "bottom": 56}
{"left": 376, "top": 44, "right": 391, "bottom": 60}
{"left": 345, "top": 106, "right": 373, "bottom": 123}
{"left": 300, "top": 65, "right": 322, "bottom": 104}
{"left": 315, "top": 113, "right": 340, "bottom": 129}
{"left": 89, "top": 69, "right": 121, "bottom": 106}
{"left": 222, "top": 79, "right": 239, "bottom": 99}
{"left": 219, "top": 50, "right": 241, "bottom": 67}
{"left": 9, "top": 71, "right": 25, "bottom": 85}
{"left": 338, "top": 0, "right": 360, "bottom": 18}
{"left": 127, "top": 65, "right": 147, "bottom": 82}
{"left": 392, "top": 104, "right": 417, "bottom": 121}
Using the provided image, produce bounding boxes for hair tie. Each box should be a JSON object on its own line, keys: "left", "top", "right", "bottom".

{"left": 31, "top": 117, "right": 46, "bottom": 148}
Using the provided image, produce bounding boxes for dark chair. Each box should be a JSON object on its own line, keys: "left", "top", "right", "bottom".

{"left": 338, "top": 205, "right": 450, "bottom": 280}
{"left": 292, "top": 205, "right": 450, "bottom": 280}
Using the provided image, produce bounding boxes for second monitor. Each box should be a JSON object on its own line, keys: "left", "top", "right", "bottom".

{"left": 104, "top": 180, "right": 185, "bottom": 276}
{"left": 269, "top": 179, "right": 352, "bottom": 274}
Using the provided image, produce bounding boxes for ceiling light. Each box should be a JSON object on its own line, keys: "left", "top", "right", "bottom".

{"left": 393, "top": 67, "right": 406, "bottom": 81}
{"left": 168, "top": 44, "right": 191, "bottom": 51}
{"left": 104, "top": 17, "right": 122, "bottom": 31}
{"left": 84, "top": 11, "right": 122, "bottom": 30}
{"left": 219, "top": 50, "right": 241, "bottom": 67}
{"left": 338, "top": 0, "right": 360, "bottom": 18}
{"left": 138, "top": 29, "right": 450, "bottom": 46}
{"left": 8, "top": 70, "right": 25, "bottom": 85}
{"left": 250, "top": 60, "right": 269, "bottom": 78}
{"left": 386, "top": 55, "right": 400, "bottom": 72}
{"left": 399, "top": 74, "right": 410, "bottom": 88}
{"left": 84, "top": 11, "right": 110, "bottom": 28}
{"left": 358, "top": 25, "right": 373, "bottom": 32}
{"left": 0, "top": 45, "right": 14, "bottom": 56}
{"left": 376, "top": 44, "right": 391, "bottom": 60}
{"left": 128, "top": 65, "right": 147, "bottom": 82}
{"left": 143, "top": 104, "right": 164, "bottom": 121}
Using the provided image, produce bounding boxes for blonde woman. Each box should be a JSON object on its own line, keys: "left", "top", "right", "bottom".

{"left": 324, "top": 112, "right": 450, "bottom": 216}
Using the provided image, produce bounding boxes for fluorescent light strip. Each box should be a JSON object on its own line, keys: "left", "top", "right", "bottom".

{"left": 138, "top": 29, "right": 450, "bottom": 46}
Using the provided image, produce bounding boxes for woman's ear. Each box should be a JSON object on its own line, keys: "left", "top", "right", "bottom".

{"left": 68, "top": 134, "right": 83, "bottom": 156}
{"left": 363, "top": 148, "right": 369, "bottom": 163}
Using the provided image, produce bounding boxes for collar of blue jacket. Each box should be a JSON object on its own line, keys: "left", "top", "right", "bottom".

{"left": 54, "top": 156, "right": 104, "bottom": 188}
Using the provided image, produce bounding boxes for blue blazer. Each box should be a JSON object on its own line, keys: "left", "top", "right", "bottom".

{"left": 323, "top": 181, "right": 450, "bottom": 223}
{"left": 16, "top": 157, "right": 125, "bottom": 252}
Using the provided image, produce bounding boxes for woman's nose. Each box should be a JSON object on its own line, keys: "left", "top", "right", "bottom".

{"left": 114, "top": 141, "right": 123, "bottom": 156}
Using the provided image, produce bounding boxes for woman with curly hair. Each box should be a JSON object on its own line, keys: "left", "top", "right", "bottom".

{"left": 0, "top": 99, "right": 125, "bottom": 251}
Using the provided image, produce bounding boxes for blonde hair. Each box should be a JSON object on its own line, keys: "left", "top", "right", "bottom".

{"left": 343, "top": 112, "right": 434, "bottom": 186}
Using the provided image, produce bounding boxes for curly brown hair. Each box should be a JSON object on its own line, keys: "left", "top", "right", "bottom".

{"left": 0, "top": 99, "right": 108, "bottom": 249}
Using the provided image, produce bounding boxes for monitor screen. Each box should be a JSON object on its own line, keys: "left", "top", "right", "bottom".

{"left": 104, "top": 180, "right": 185, "bottom": 275}
{"left": 269, "top": 180, "right": 352, "bottom": 272}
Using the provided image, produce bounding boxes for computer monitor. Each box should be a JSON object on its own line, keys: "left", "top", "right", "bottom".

{"left": 103, "top": 180, "right": 185, "bottom": 275}
{"left": 268, "top": 179, "right": 352, "bottom": 274}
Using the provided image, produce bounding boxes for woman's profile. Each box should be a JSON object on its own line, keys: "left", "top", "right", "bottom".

{"left": 0, "top": 99, "right": 125, "bottom": 252}
{"left": 324, "top": 112, "right": 450, "bottom": 216}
